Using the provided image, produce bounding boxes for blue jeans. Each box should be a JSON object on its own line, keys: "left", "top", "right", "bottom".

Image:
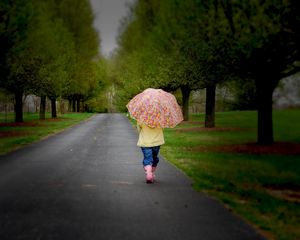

{"left": 141, "top": 146, "right": 160, "bottom": 167}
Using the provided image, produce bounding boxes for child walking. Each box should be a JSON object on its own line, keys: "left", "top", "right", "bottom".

{"left": 137, "top": 121, "right": 164, "bottom": 183}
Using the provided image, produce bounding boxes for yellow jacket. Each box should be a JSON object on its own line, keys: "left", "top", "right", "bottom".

{"left": 137, "top": 122, "right": 165, "bottom": 147}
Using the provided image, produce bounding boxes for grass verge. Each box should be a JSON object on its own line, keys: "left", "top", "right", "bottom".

{"left": 0, "top": 112, "right": 94, "bottom": 155}
{"left": 161, "top": 109, "right": 300, "bottom": 240}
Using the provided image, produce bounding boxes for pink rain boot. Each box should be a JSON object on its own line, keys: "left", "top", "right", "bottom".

{"left": 152, "top": 166, "right": 157, "bottom": 181}
{"left": 144, "top": 165, "right": 153, "bottom": 183}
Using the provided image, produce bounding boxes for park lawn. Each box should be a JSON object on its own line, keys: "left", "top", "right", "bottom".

{"left": 0, "top": 112, "right": 94, "bottom": 155}
{"left": 161, "top": 109, "right": 300, "bottom": 240}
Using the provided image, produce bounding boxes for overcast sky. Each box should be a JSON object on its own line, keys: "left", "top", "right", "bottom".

{"left": 90, "top": 0, "right": 134, "bottom": 56}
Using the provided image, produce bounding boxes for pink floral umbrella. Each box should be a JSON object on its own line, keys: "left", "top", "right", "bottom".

{"left": 126, "top": 88, "right": 184, "bottom": 128}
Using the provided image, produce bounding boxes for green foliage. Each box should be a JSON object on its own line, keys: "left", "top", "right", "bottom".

{"left": 113, "top": 0, "right": 187, "bottom": 109}
{"left": 55, "top": 0, "right": 99, "bottom": 59}
{"left": 115, "top": 0, "right": 300, "bottom": 93}
{"left": 230, "top": 0, "right": 300, "bottom": 81}
{"left": 225, "top": 79, "right": 257, "bottom": 110}
{"left": 83, "top": 58, "right": 110, "bottom": 112}
{"left": 0, "top": 88, "right": 13, "bottom": 102}
{"left": 55, "top": 0, "right": 100, "bottom": 99}
{"left": 10, "top": 0, "right": 76, "bottom": 99}
{"left": 0, "top": 0, "right": 34, "bottom": 92}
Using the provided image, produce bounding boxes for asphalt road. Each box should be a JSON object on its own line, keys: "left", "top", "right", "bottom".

{"left": 0, "top": 114, "right": 266, "bottom": 240}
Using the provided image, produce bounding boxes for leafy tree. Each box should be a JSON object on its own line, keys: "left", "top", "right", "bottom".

{"left": 17, "top": 1, "right": 76, "bottom": 119}
{"left": 113, "top": 0, "right": 160, "bottom": 108}
{"left": 170, "top": 0, "right": 238, "bottom": 126}
{"left": 55, "top": 0, "right": 99, "bottom": 112}
{"left": 0, "top": 0, "right": 34, "bottom": 122}
{"left": 226, "top": 79, "right": 257, "bottom": 110}
{"left": 227, "top": 0, "right": 300, "bottom": 144}
{"left": 83, "top": 57, "right": 109, "bottom": 112}
{"left": 145, "top": 0, "right": 204, "bottom": 121}
{"left": 115, "top": 0, "right": 203, "bottom": 119}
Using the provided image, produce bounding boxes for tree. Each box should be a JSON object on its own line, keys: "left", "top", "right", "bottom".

{"left": 55, "top": 0, "right": 100, "bottom": 112}
{"left": 174, "top": 0, "right": 238, "bottom": 127}
{"left": 228, "top": 0, "right": 300, "bottom": 144}
{"left": 0, "top": 0, "right": 34, "bottom": 122}
{"left": 19, "top": 1, "right": 77, "bottom": 119}
{"left": 147, "top": 0, "right": 204, "bottom": 121}
{"left": 226, "top": 78, "right": 257, "bottom": 110}
{"left": 113, "top": 0, "right": 161, "bottom": 108}
{"left": 115, "top": 0, "right": 204, "bottom": 120}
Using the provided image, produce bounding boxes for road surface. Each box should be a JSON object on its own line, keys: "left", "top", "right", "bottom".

{"left": 0, "top": 114, "right": 265, "bottom": 240}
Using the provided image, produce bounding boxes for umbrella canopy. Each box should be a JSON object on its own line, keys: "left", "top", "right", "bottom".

{"left": 126, "top": 88, "right": 183, "bottom": 128}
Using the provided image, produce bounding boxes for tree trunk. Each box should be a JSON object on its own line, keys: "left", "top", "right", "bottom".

{"left": 205, "top": 84, "right": 216, "bottom": 128}
{"left": 72, "top": 97, "right": 76, "bottom": 112}
{"left": 76, "top": 97, "right": 80, "bottom": 113}
{"left": 40, "top": 95, "right": 46, "bottom": 120}
{"left": 15, "top": 91, "right": 23, "bottom": 123}
{"left": 180, "top": 85, "right": 190, "bottom": 121}
{"left": 68, "top": 99, "right": 72, "bottom": 112}
{"left": 51, "top": 98, "right": 57, "bottom": 118}
{"left": 256, "top": 82, "right": 275, "bottom": 145}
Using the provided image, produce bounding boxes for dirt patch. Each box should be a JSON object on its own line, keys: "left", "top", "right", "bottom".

{"left": 177, "top": 127, "right": 252, "bottom": 132}
{"left": 264, "top": 184, "right": 300, "bottom": 203}
{"left": 190, "top": 142, "right": 300, "bottom": 155}
{"left": 44, "top": 118, "right": 66, "bottom": 122}
{"left": 0, "top": 131, "right": 31, "bottom": 138}
{"left": 0, "top": 122, "right": 41, "bottom": 127}
{"left": 180, "top": 121, "right": 204, "bottom": 125}
{"left": 0, "top": 118, "right": 66, "bottom": 127}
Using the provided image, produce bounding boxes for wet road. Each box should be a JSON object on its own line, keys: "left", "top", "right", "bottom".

{"left": 0, "top": 114, "right": 265, "bottom": 240}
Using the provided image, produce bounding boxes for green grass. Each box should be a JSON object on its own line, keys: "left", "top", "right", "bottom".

{"left": 0, "top": 112, "right": 94, "bottom": 155}
{"left": 161, "top": 109, "right": 300, "bottom": 240}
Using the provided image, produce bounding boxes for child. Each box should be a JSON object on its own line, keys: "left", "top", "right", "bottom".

{"left": 137, "top": 121, "right": 165, "bottom": 183}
